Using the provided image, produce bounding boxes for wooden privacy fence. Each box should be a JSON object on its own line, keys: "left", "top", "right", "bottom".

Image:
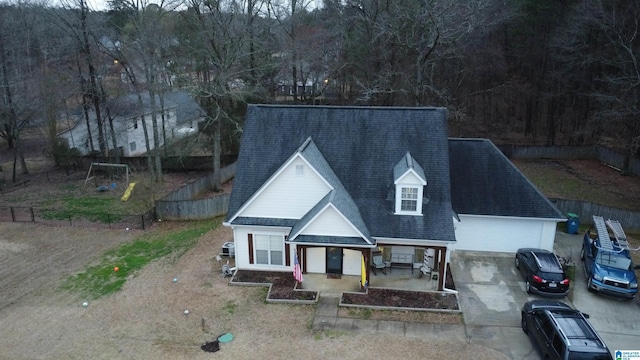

{"left": 155, "top": 163, "right": 235, "bottom": 221}
{"left": 551, "top": 199, "right": 640, "bottom": 232}
{"left": 498, "top": 145, "right": 640, "bottom": 176}
{"left": 156, "top": 193, "right": 230, "bottom": 221}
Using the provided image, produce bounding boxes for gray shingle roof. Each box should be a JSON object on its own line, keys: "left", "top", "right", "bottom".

{"left": 227, "top": 105, "right": 456, "bottom": 243}
{"left": 293, "top": 235, "right": 371, "bottom": 246}
{"left": 231, "top": 217, "right": 298, "bottom": 227}
{"left": 105, "top": 90, "right": 204, "bottom": 125}
{"left": 448, "top": 138, "right": 564, "bottom": 218}
{"left": 287, "top": 139, "right": 372, "bottom": 244}
{"left": 393, "top": 152, "right": 426, "bottom": 183}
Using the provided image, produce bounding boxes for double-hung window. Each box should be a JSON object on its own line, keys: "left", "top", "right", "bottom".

{"left": 400, "top": 187, "right": 418, "bottom": 212}
{"left": 254, "top": 234, "right": 284, "bottom": 265}
{"left": 393, "top": 153, "right": 426, "bottom": 215}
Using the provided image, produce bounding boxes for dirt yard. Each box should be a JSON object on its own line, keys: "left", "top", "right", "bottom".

{"left": 0, "top": 222, "right": 507, "bottom": 360}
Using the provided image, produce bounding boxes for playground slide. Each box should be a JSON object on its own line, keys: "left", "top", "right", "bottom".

{"left": 121, "top": 182, "right": 136, "bottom": 202}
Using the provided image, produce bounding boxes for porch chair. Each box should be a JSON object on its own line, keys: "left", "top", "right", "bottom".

{"left": 371, "top": 251, "right": 386, "bottom": 275}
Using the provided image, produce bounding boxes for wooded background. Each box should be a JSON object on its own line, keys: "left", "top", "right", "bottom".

{"left": 1, "top": 0, "right": 639, "bottom": 184}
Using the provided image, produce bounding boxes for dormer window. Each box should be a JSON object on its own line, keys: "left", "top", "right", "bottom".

{"left": 401, "top": 187, "right": 418, "bottom": 212}
{"left": 393, "top": 152, "right": 427, "bottom": 215}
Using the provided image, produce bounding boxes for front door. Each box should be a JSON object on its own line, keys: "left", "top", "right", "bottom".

{"left": 326, "top": 247, "right": 343, "bottom": 274}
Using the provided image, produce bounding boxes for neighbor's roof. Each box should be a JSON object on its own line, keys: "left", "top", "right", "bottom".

{"left": 226, "top": 105, "right": 456, "bottom": 242}
{"left": 448, "top": 138, "right": 564, "bottom": 219}
{"left": 57, "top": 90, "right": 205, "bottom": 137}
{"left": 106, "top": 90, "right": 205, "bottom": 125}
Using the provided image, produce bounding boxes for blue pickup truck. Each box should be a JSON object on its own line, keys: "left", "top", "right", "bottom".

{"left": 581, "top": 215, "right": 638, "bottom": 299}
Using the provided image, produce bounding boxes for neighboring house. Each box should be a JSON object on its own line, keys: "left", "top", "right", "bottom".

{"left": 223, "top": 105, "right": 564, "bottom": 291}
{"left": 163, "top": 91, "right": 207, "bottom": 137}
{"left": 58, "top": 90, "right": 205, "bottom": 156}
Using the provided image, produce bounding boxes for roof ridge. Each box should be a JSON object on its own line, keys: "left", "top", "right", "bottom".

{"left": 297, "top": 136, "right": 313, "bottom": 152}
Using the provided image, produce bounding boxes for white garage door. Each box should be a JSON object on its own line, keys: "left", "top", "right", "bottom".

{"left": 454, "top": 215, "right": 557, "bottom": 253}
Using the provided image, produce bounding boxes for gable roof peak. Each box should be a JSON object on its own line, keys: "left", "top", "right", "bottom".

{"left": 405, "top": 152, "right": 414, "bottom": 168}
{"left": 394, "top": 151, "right": 426, "bottom": 183}
{"left": 297, "top": 136, "right": 314, "bottom": 153}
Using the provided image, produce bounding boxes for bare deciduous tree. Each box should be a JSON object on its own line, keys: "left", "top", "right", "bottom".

{"left": 555, "top": 0, "right": 640, "bottom": 173}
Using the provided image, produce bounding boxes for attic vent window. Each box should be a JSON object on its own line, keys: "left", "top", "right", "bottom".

{"left": 295, "top": 165, "right": 304, "bottom": 176}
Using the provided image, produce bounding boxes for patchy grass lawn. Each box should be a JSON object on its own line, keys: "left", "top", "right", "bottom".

{"left": 62, "top": 219, "right": 220, "bottom": 299}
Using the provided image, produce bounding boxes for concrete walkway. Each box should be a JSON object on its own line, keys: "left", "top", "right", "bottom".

{"left": 311, "top": 294, "right": 468, "bottom": 342}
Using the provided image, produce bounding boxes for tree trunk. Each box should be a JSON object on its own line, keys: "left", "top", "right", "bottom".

{"left": 75, "top": 54, "right": 94, "bottom": 152}
{"left": 147, "top": 85, "right": 162, "bottom": 183}
{"left": 80, "top": 0, "right": 106, "bottom": 155}
{"left": 213, "top": 113, "right": 221, "bottom": 191}
{"left": 135, "top": 92, "right": 155, "bottom": 181}
{"left": 3, "top": 123, "right": 14, "bottom": 149}
{"left": 100, "top": 79, "right": 120, "bottom": 163}
{"left": 0, "top": 36, "right": 28, "bottom": 180}
{"left": 159, "top": 91, "right": 167, "bottom": 157}
{"left": 106, "top": 106, "right": 120, "bottom": 163}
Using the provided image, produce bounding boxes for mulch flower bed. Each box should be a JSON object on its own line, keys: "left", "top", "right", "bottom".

{"left": 232, "top": 270, "right": 317, "bottom": 301}
{"left": 232, "top": 269, "right": 459, "bottom": 310}
{"left": 342, "top": 288, "right": 459, "bottom": 310}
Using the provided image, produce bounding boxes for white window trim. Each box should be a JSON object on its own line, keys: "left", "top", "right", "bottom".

{"left": 395, "top": 184, "right": 424, "bottom": 215}
{"left": 253, "top": 233, "right": 285, "bottom": 266}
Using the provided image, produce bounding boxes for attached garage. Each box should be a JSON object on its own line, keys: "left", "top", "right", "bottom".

{"left": 449, "top": 139, "right": 565, "bottom": 253}
{"left": 453, "top": 215, "right": 559, "bottom": 253}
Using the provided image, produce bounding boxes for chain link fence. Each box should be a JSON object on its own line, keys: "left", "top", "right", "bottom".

{"left": 0, "top": 205, "right": 156, "bottom": 230}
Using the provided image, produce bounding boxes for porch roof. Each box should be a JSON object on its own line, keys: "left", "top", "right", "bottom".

{"left": 290, "top": 235, "right": 374, "bottom": 247}
{"left": 231, "top": 217, "right": 297, "bottom": 228}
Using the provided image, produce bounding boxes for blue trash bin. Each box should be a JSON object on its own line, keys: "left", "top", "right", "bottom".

{"left": 566, "top": 213, "right": 580, "bottom": 234}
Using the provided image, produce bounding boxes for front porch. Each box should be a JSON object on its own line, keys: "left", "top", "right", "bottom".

{"left": 298, "top": 268, "right": 441, "bottom": 295}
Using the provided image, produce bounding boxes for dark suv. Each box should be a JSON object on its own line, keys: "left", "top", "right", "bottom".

{"left": 515, "top": 248, "right": 570, "bottom": 296}
{"left": 521, "top": 300, "right": 613, "bottom": 360}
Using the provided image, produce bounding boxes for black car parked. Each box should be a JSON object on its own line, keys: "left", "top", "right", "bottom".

{"left": 515, "top": 248, "right": 570, "bottom": 296}
{"left": 521, "top": 300, "right": 612, "bottom": 360}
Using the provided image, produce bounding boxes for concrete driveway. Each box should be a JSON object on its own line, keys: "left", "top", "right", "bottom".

{"left": 451, "top": 250, "right": 539, "bottom": 359}
{"left": 554, "top": 232, "right": 640, "bottom": 355}
{"left": 451, "top": 232, "right": 640, "bottom": 359}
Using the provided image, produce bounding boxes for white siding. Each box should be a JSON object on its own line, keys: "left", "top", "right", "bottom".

{"left": 240, "top": 156, "right": 331, "bottom": 219}
{"left": 302, "top": 247, "right": 360, "bottom": 275}
{"left": 396, "top": 171, "right": 425, "bottom": 185}
{"left": 539, "top": 221, "right": 558, "bottom": 250}
{"left": 232, "top": 227, "right": 251, "bottom": 268}
{"left": 342, "top": 249, "right": 361, "bottom": 276}
{"left": 232, "top": 226, "right": 290, "bottom": 271}
{"left": 454, "top": 215, "right": 558, "bottom": 253}
{"left": 300, "top": 206, "right": 360, "bottom": 237}
{"left": 58, "top": 109, "right": 177, "bottom": 156}
{"left": 125, "top": 110, "right": 177, "bottom": 156}
{"left": 306, "top": 247, "right": 326, "bottom": 273}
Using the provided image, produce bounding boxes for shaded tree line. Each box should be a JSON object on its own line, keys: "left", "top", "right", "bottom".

{"left": 0, "top": 0, "right": 638, "bottom": 181}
